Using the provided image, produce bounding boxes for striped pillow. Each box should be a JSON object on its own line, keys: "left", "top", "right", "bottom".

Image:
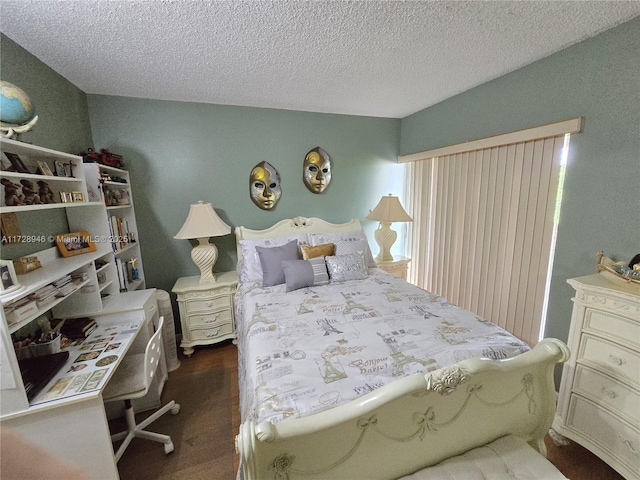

{"left": 282, "top": 257, "right": 329, "bottom": 292}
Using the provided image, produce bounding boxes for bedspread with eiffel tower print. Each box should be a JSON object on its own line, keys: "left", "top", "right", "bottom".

{"left": 235, "top": 268, "right": 530, "bottom": 426}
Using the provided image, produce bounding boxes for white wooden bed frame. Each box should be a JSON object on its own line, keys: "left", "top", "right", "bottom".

{"left": 234, "top": 217, "right": 570, "bottom": 480}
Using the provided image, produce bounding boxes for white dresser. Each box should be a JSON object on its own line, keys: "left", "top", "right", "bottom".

{"left": 553, "top": 274, "right": 640, "bottom": 480}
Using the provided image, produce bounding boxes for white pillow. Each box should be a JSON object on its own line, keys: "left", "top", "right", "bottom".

{"left": 310, "top": 230, "right": 376, "bottom": 268}
{"left": 238, "top": 234, "right": 310, "bottom": 283}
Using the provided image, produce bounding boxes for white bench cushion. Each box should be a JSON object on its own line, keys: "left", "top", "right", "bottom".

{"left": 399, "top": 435, "right": 567, "bottom": 480}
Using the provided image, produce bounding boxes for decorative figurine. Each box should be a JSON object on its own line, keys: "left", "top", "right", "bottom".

{"left": 37, "top": 180, "right": 56, "bottom": 204}
{"left": 303, "top": 146, "right": 331, "bottom": 193}
{"left": 128, "top": 258, "right": 139, "bottom": 281}
{"left": 249, "top": 161, "right": 281, "bottom": 210}
{"left": 1, "top": 178, "right": 24, "bottom": 206}
{"left": 20, "top": 179, "right": 42, "bottom": 205}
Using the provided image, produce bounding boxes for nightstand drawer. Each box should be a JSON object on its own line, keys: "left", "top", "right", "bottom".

{"left": 574, "top": 364, "right": 640, "bottom": 427}
{"left": 186, "top": 309, "right": 232, "bottom": 329}
{"left": 185, "top": 295, "right": 231, "bottom": 314}
{"left": 579, "top": 334, "right": 640, "bottom": 389}
{"left": 190, "top": 322, "right": 234, "bottom": 341}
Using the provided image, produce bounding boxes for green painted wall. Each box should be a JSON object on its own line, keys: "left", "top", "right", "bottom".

{"left": 86, "top": 96, "right": 403, "bottom": 295}
{"left": 400, "top": 18, "right": 640, "bottom": 343}
{"left": 1, "top": 34, "right": 93, "bottom": 259}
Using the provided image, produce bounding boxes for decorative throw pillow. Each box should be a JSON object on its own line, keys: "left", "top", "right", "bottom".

{"left": 300, "top": 243, "right": 335, "bottom": 260}
{"left": 325, "top": 253, "right": 368, "bottom": 283}
{"left": 256, "top": 240, "right": 301, "bottom": 287}
{"left": 334, "top": 239, "right": 377, "bottom": 268}
{"left": 239, "top": 234, "right": 309, "bottom": 282}
{"left": 282, "top": 257, "right": 330, "bottom": 292}
{"left": 310, "top": 231, "right": 376, "bottom": 268}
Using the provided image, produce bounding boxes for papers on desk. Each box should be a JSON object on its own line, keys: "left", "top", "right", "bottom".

{"left": 30, "top": 319, "right": 140, "bottom": 406}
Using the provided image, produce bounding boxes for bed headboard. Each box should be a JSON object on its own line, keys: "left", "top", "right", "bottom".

{"left": 235, "top": 216, "right": 362, "bottom": 261}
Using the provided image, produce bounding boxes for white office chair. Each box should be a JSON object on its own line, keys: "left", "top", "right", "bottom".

{"left": 102, "top": 316, "right": 180, "bottom": 462}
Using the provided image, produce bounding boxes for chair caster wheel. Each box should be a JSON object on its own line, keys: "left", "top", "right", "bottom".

{"left": 171, "top": 404, "right": 180, "bottom": 415}
{"left": 164, "top": 441, "right": 174, "bottom": 455}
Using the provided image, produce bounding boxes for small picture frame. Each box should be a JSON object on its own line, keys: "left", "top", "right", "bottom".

{"left": 54, "top": 160, "right": 72, "bottom": 177}
{"left": 71, "top": 191, "right": 85, "bottom": 202}
{"left": 0, "top": 259, "right": 24, "bottom": 297}
{"left": 37, "top": 161, "right": 54, "bottom": 176}
{"left": 55, "top": 231, "right": 97, "bottom": 258}
{"left": 4, "top": 152, "right": 30, "bottom": 174}
{"left": 59, "top": 192, "right": 72, "bottom": 203}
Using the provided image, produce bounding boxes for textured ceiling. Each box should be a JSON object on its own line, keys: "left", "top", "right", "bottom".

{"left": 1, "top": 1, "right": 638, "bottom": 118}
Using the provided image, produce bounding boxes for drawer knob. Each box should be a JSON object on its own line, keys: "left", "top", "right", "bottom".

{"left": 601, "top": 386, "right": 617, "bottom": 399}
{"left": 205, "top": 327, "right": 220, "bottom": 338}
{"left": 202, "top": 313, "right": 220, "bottom": 324}
{"left": 619, "top": 435, "right": 639, "bottom": 457}
{"left": 608, "top": 354, "right": 626, "bottom": 366}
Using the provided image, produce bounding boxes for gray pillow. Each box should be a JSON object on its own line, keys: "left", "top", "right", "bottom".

{"left": 256, "top": 239, "right": 301, "bottom": 286}
{"left": 282, "top": 257, "right": 329, "bottom": 292}
{"left": 325, "top": 253, "right": 368, "bottom": 282}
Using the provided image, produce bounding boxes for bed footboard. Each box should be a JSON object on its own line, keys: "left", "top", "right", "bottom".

{"left": 236, "top": 338, "right": 569, "bottom": 480}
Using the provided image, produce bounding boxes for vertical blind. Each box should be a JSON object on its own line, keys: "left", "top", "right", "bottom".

{"left": 401, "top": 119, "right": 581, "bottom": 346}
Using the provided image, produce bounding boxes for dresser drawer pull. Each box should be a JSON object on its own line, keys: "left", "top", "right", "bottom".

{"left": 201, "top": 313, "right": 220, "bottom": 324}
{"left": 608, "top": 354, "right": 626, "bottom": 366}
{"left": 601, "top": 386, "right": 617, "bottom": 398}
{"left": 619, "top": 435, "right": 639, "bottom": 457}
{"left": 205, "top": 328, "right": 220, "bottom": 338}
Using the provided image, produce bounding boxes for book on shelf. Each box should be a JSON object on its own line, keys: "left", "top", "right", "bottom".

{"left": 51, "top": 317, "right": 97, "bottom": 339}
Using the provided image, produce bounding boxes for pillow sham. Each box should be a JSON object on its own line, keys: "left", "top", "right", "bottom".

{"left": 239, "top": 234, "right": 309, "bottom": 282}
{"left": 309, "top": 230, "right": 376, "bottom": 268}
{"left": 334, "top": 239, "right": 377, "bottom": 268}
{"left": 300, "top": 243, "right": 335, "bottom": 260}
{"left": 256, "top": 240, "right": 301, "bottom": 287}
{"left": 282, "top": 257, "right": 330, "bottom": 292}
{"left": 325, "top": 253, "right": 368, "bottom": 283}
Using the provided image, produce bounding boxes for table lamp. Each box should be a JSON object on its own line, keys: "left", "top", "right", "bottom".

{"left": 366, "top": 194, "right": 412, "bottom": 262}
{"left": 174, "top": 201, "right": 231, "bottom": 283}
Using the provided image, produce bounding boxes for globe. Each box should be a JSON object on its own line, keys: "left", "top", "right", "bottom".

{"left": 0, "top": 81, "right": 35, "bottom": 125}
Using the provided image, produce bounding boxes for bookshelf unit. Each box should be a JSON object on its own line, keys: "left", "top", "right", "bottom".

{"left": 0, "top": 138, "right": 153, "bottom": 417}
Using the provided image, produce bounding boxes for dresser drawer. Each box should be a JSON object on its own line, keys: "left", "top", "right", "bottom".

{"left": 190, "top": 321, "right": 234, "bottom": 341}
{"left": 579, "top": 334, "right": 640, "bottom": 389}
{"left": 567, "top": 395, "right": 640, "bottom": 476}
{"left": 186, "top": 309, "right": 232, "bottom": 329}
{"left": 574, "top": 364, "right": 640, "bottom": 427}
{"left": 584, "top": 308, "right": 639, "bottom": 350}
{"left": 185, "top": 295, "right": 231, "bottom": 314}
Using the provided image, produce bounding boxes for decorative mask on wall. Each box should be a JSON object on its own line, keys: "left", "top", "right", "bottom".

{"left": 249, "top": 161, "right": 281, "bottom": 210}
{"left": 303, "top": 147, "right": 331, "bottom": 194}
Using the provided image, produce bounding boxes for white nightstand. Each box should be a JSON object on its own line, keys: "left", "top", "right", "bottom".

{"left": 376, "top": 256, "right": 410, "bottom": 280}
{"left": 172, "top": 271, "right": 238, "bottom": 356}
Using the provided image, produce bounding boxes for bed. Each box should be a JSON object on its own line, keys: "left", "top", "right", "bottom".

{"left": 234, "top": 217, "right": 569, "bottom": 480}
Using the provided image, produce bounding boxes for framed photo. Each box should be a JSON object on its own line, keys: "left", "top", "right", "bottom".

{"left": 55, "top": 231, "right": 97, "bottom": 258}
{"left": 54, "top": 160, "right": 71, "bottom": 177}
{"left": 37, "top": 161, "right": 54, "bottom": 176}
{"left": 71, "top": 191, "right": 84, "bottom": 202}
{"left": 0, "top": 259, "right": 24, "bottom": 297}
{"left": 4, "top": 152, "right": 30, "bottom": 174}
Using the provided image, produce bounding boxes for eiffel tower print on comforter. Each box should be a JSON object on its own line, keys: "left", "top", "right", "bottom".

{"left": 234, "top": 268, "right": 530, "bottom": 426}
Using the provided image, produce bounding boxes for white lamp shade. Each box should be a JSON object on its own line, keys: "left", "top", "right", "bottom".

{"left": 174, "top": 201, "right": 231, "bottom": 239}
{"left": 366, "top": 194, "right": 412, "bottom": 223}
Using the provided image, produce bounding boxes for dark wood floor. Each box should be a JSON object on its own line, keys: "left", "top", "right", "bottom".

{"left": 116, "top": 341, "right": 624, "bottom": 479}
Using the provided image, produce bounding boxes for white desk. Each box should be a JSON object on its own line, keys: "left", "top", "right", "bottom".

{"left": 1, "top": 290, "right": 158, "bottom": 479}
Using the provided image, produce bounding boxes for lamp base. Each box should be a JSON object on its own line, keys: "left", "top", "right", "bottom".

{"left": 374, "top": 222, "right": 397, "bottom": 262}
{"left": 191, "top": 237, "right": 218, "bottom": 284}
